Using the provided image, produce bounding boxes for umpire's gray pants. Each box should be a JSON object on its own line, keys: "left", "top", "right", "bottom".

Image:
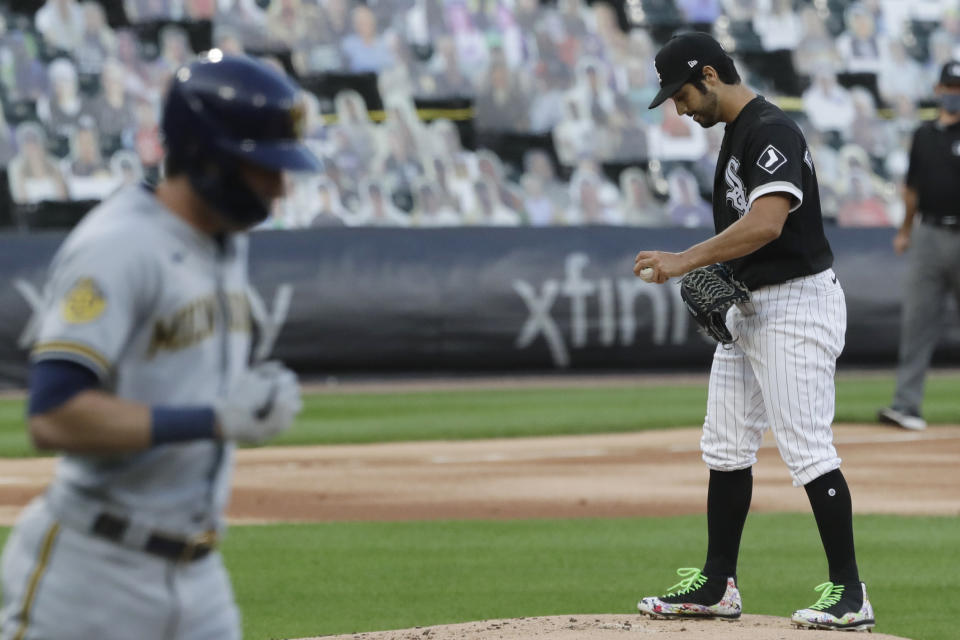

{"left": 892, "top": 222, "right": 960, "bottom": 414}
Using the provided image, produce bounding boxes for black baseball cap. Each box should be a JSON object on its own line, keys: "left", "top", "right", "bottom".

{"left": 939, "top": 60, "right": 960, "bottom": 87}
{"left": 648, "top": 32, "right": 733, "bottom": 109}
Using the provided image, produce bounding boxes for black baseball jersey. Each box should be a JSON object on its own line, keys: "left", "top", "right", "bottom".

{"left": 712, "top": 96, "right": 833, "bottom": 290}
{"left": 905, "top": 119, "right": 960, "bottom": 219}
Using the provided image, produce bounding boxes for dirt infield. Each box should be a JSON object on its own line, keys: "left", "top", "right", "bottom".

{"left": 224, "top": 424, "right": 960, "bottom": 522}
{"left": 0, "top": 423, "right": 953, "bottom": 640}
{"left": 303, "top": 614, "right": 907, "bottom": 640}
{"left": 1, "top": 425, "right": 957, "bottom": 524}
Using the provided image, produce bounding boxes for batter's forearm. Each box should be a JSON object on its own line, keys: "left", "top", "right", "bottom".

{"left": 29, "top": 390, "right": 152, "bottom": 453}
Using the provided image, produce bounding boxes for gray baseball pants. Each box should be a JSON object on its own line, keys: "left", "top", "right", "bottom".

{"left": 892, "top": 222, "right": 960, "bottom": 414}
{"left": 1, "top": 498, "right": 240, "bottom": 640}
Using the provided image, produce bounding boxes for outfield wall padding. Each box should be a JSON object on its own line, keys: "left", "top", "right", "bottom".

{"left": 1, "top": 226, "right": 957, "bottom": 385}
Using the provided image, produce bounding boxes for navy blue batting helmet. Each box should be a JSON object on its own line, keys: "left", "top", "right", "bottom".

{"left": 161, "top": 51, "right": 321, "bottom": 226}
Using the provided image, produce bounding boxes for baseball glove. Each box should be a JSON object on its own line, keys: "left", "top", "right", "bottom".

{"left": 679, "top": 263, "right": 750, "bottom": 345}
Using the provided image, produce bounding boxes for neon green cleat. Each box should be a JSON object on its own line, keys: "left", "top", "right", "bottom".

{"left": 637, "top": 568, "right": 741, "bottom": 619}
{"left": 791, "top": 582, "right": 875, "bottom": 631}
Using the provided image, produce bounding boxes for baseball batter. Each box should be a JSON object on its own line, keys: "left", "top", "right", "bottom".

{"left": 631, "top": 33, "right": 874, "bottom": 631}
{"left": 0, "top": 53, "right": 318, "bottom": 640}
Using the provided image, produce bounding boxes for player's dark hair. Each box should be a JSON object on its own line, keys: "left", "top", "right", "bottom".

{"left": 163, "top": 154, "right": 184, "bottom": 178}
{"left": 691, "top": 58, "right": 741, "bottom": 93}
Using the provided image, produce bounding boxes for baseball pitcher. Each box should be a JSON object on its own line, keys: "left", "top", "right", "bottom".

{"left": 632, "top": 33, "right": 874, "bottom": 632}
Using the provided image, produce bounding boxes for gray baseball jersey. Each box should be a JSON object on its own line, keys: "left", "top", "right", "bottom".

{"left": 1, "top": 184, "right": 250, "bottom": 640}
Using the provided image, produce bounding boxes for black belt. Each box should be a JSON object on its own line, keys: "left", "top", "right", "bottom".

{"left": 91, "top": 513, "right": 217, "bottom": 562}
{"left": 921, "top": 215, "right": 960, "bottom": 231}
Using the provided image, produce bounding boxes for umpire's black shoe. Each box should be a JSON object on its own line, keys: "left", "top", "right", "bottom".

{"left": 637, "top": 568, "right": 741, "bottom": 619}
{"left": 878, "top": 406, "right": 927, "bottom": 430}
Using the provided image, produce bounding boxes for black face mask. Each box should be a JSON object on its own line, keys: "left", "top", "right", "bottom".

{"left": 190, "top": 159, "right": 272, "bottom": 229}
{"left": 940, "top": 93, "right": 960, "bottom": 115}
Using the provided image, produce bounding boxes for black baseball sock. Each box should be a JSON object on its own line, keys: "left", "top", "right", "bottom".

{"left": 702, "top": 467, "right": 753, "bottom": 580}
{"left": 804, "top": 469, "right": 860, "bottom": 588}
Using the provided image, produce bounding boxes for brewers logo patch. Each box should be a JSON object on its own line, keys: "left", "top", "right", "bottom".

{"left": 61, "top": 277, "right": 106, "bottom": 324}
{"left": 757, "top": 144, "right": 787, "bottom": 174}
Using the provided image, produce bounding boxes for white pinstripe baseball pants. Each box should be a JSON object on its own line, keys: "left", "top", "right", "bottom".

{"left": 701, "top": 269, "right": 846, "bottom": 487}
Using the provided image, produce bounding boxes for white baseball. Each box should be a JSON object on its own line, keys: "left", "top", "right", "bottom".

{"left": 638, "top": 267, "right": 655, "bottom": 282}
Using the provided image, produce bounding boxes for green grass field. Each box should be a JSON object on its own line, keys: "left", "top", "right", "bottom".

{"left": 227, "top": 514, "right": 953, "bottom": 640}
{"left": 0, "top": 513, "right": 956, "bottom": 639}
{"left": 0, "top": 371, "right": 957, "bottom": 456}
{"left": 0, "top": 371, "right": 957, "bottom": 639}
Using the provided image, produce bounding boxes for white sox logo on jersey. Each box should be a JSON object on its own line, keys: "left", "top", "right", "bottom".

{"left": 757, "top": 144, "right": 787, "bottom": 174}
{"left": 724, "top": 157, "right": 748, "bottom": 217}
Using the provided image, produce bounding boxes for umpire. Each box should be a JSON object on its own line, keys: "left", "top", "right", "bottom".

{"left": 878, "top": 61, "right": 960, "bottom": 431}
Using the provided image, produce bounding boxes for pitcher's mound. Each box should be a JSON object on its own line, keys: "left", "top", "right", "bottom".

{"left": 302, "top": 614, "right": 909, "bottom": 639}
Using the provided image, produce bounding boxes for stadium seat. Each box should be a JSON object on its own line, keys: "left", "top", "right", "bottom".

{"left": 475, "top": 131, "right": 564, "bottom": 181}
{"left": 12, "top": 199, "right": 98, "bottom": 230}
{"left": 904, "top": 20, "right": 939, "bottom": 62}
{"left": 244, "top": 49, "right": 298, "bottom": 79}
{"left": 602, "top": 160, "right": 651, "bottom": 187}
{"left": 836, "top": 72, "right": 883, "bottom": 108}
{"left": 100, "top": 134, "right": 124, "bottom": 158}
{"left": 3, "top": 100, "right": 38, "bottom": 126}
{"left": 36, "top": 40, "right": 72, "bottom": 63}
{"left": 0, "top": 168, "right": 14, "bottom": 229}
{"left": 131, "top": 19, "right": 213, "bottom": 60}
{"left": 415, "top": 96, "right": 476, "bottom": 149}
{"left": 78, "top": 72, "right": 101, "bottom": 97}
{"left": 823, "top": 0, "right": 855, "bottom": 36}
{"left": 47, "top": 134, "right": 70, "bottom": 159}
{"left": 630, "top": 0, "right": 686, "bottom": 45}
{"left": 723, "top": 20, "right": 765, "bottom": 55}
{"left": 633, "top": 0, "right": 684, "bottom": 25}
{"left": 739, "top": 50, "right": 804, "bottom": 96}
{"left": 301, "top": 72, "right": 383, "bottom": 116}
{"left": 5, "top": 0, "right": 44, "bottom": 15}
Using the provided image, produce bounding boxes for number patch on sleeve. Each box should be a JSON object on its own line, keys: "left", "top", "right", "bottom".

{"left": 756, "top": 144, "right": 787, "bottom": 174}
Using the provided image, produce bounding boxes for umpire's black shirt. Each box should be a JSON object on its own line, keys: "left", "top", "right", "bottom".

{"left": 713, "top": 96, "right": 833, "bottom": 290}
{"left": 906, "top": 119, "right": 960, "bottom": 220}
